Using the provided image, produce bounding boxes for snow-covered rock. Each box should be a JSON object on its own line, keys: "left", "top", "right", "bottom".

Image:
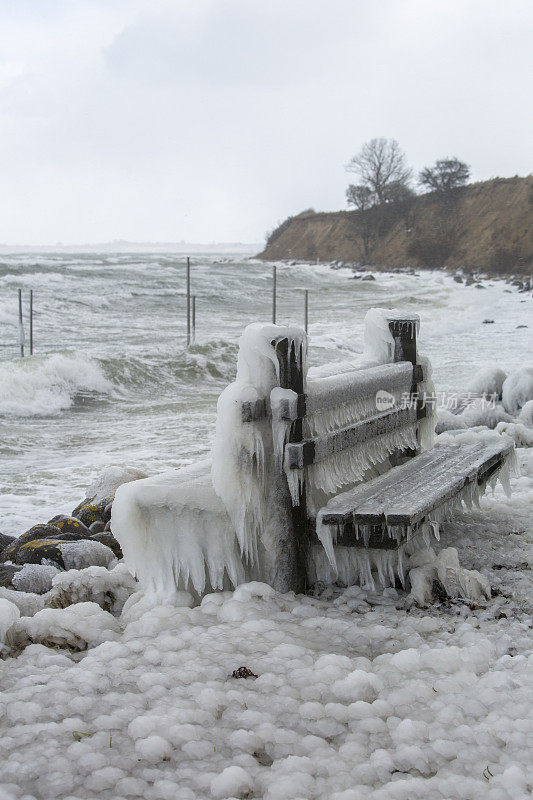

{"left": 11, "top": 563, "right": 60, "bottom": 594}
{"left": 12, "top": 601, "right": 121, "bottom": 651}
{"left": 467, "top": 366, "right": 507, "bottom": 399}
{"left": 46, "top": 563, "right": 137, "bottom": 614}
{"left": 502, "top": 367, "right": 533, "bottom": 414}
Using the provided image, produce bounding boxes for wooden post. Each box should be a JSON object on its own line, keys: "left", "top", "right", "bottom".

{"left": 29, "top": 290, "right": 34, "bottom": 355}
{"left": 304, "top": 290, "right": 309, "bottom": 333}
{"left": 388, "top": 316, "right": 420, "bottom": 457}
{"left": 18, "top": 289, "right": 24, "bottom": 357}
{"left": 272, "top": 265, "right": 277, "bottom": 324}
{"left": 192, "top": 295, "right": 196, "bottom": 343}
{"left": 186, "top": 257, "right": 191, "bottom": 347}
{"left": 273, "top": 335, "right": 308, "bottom": 593}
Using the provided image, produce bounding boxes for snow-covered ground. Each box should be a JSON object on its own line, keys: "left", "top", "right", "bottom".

{"left": 0, "top": 446, "right": 532, "bottom": 800}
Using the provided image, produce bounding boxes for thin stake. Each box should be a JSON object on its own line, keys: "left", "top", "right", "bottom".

{"left": 192, "top": 295, "right": 196, "bottom": 343}
{"left": 304, "top": 289, "right": 309, "bottom": 333}
{"left": 18, "top": 289, "right": 24, "bottom": 357}
{"left": 272, "top": 265, "right": 277, "bottom": 324}
{"left": 186, "top": 257, "right": 191, "bottom": 346}
{"left": 30, "top": 290, "right": 34, "bottom": 355}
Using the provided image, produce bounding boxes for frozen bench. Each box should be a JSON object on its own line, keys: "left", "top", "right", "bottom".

{"left": 113, "top": 311, "right": 515, "bottom": 601}
{"left": 242, "top": 312, "right": 515, "bottom": 591}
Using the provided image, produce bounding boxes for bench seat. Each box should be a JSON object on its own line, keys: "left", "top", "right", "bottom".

{"left": 316, "top": 438, "right": 514, "bottom": 549}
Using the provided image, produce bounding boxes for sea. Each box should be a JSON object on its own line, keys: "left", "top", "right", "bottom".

{"left": 0, "top": 251, "right": 531, "bottom": 537}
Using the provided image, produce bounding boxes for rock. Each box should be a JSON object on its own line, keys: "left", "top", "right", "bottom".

{"left": 14, "top": 539, "right": 66, "bottom": 569}
{"left": 71, "top": 499, "right": 107, "bottom": 527}
{"left": 47, "top": 515, "right": 92, "bottom": 537}
{"left": 361, "top": 274, "right": 376, "bottom": 281}
{"left": 90, "top": 532, "right": 123, "bottom": 559}
{"left": 104, "top": 520, "right": 112, "bottom": 531}
{"left": 465, "top": 275, "right": 474, "bottom": 286}
{"left": 11, "top": 563, "right": 60, "bottom": 594}
{"left": 483, "top": 319, "right": 495, "bottom": 324}
{"left": 1, "top": 524, "right": 63, "bottom": 562}
{"left": 0, "top": 564, "right": 23, "bottom": 587}
{"left": 59, "top": 540, "right": 116, "bottom": 570}
{"left": 0, "top": 533, "right": 15, "bottom": 551}
{"left": 89, "top": 521, "right": 106, "bottom": 534}
{"left": 453, "top": 275, "right": 463, "bottom": 283}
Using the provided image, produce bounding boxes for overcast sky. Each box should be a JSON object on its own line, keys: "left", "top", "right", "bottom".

{"left": 0, "top": 0, "right": 531, "bottom": 245}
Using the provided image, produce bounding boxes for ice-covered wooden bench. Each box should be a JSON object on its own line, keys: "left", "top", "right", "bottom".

{"left": 112, "top": 310, "right": 515, "bottom": 601}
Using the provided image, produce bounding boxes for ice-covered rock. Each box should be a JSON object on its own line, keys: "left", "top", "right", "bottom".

{"left": 46, "top": 563, "right": 137, "bottom": 614}
{"left": 58, "top": 540, "right": 116, "bottom": 570}
{"left": 11, "top": 601, "right": 121, "bottom": 651}
{"left": 459, "top": 398, "right": 513, "bottom": 429}
{"left": 0, "top": 586, "right": 46, "bottom": 617}
{"left": 467, "top": 366, "right": 507, "bottom": 399}
{"left": 502, "top": 367, "right": 533, "bottom": 414}
{"left": 517, "top": 399, "right": 533, "bottom": 427}
{"left": 408, "top": 547, "right": 490, "bottom": 605}
{"left": 0, "top": 597, "right": 19, "bottom": 652}
{"left": 11, "top": 563, "right": 60, "bottom": 594}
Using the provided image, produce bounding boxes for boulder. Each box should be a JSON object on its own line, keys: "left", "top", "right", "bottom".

{"left": 89, "top": 521, "right": 106, "bottom": 534}
{"left": 0, "top": 533, "right": 15, "bottom": 551}
{"left": 0, "top": 564, "right": 23, "bottom": 588}
{"left": 11, "top": 563, "right": 60, "bottom": 594}
{"left": 47, "top": 515, "right": 92, "bottom": 537}
{"left": 90, "top": 532, "right": 123, "bottom": 559}
{"left": 1, "top": 524, "right": 63, "bottom": 562}
{"left": 14, "top": 539, "right": 66, "bottom": 569}
{"left": 71, "top": 499, "right": 107, "bottom": 527}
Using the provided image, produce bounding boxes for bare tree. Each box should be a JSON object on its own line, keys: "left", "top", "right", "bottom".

{"left": 346, "top": 183, "right": 375, "bottom": 212}
{"left": 346, "top": 138, "right": 412, "bottom": 204}
{"left": 419, "top": 157, "right": 470, "bottom": 193}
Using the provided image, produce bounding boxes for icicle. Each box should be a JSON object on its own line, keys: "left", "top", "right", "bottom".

{"left": 270, "top": 387, "right": 298, "bottom": 471}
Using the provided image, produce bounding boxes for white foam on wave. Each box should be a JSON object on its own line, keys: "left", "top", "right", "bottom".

{"left": 0, "top": 352, "right": 114, "bottom": 417}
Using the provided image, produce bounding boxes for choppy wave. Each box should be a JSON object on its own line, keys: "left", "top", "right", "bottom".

{"left": 0, "top": 353, "right": 115, "bottom": 417}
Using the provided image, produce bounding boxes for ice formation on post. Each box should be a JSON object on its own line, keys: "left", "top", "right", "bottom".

{"left": 113, "top": 323, "right": 308, "bottom": 600}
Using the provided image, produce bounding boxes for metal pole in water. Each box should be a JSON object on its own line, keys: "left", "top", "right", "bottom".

{"left": 186, "top": 257, "right": 191, "bottom": 347}
{"left": 192, "top": 295, "right": 196, "bottom": 343}
{"left": 29, "top": 290, "right": 34, "bottom": 355}
{"left": 272, "top": 265, "right": 277, "bottom": 324}
{"left": 18, "top": 289, "right": 24, "bottom": 357}
{"left": 304, "top": 289, "right": 309, "bottom": 333}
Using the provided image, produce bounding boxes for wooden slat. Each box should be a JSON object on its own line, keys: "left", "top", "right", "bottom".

{"left": 285, "top": 406, "right": 418, "bottom": 469}
{"left": 241, "top": 398, "right": 267, "bottom": 423}
{"left": 320, "top": 440, "right": 513, "bottom": 530}
{"left": 241, "top": 363, "right": 426, "bottom": 423}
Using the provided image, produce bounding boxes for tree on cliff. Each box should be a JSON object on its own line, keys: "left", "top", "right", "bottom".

{"left": 345, "top": 138, "right": 412, "bottom": 205}
{"left": 419, "top": 157, "right": 470, "bottom": 193}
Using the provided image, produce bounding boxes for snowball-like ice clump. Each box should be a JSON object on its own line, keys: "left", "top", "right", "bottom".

{"left": 502, "top": 367, "right": 533, "bottom": 414}
{"left": 408, "top": 548, "right": 490, "bottom": 606}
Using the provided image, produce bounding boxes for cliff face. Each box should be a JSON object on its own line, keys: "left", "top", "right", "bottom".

{"left": 257, "top": 176, "right": 533, "bottom": 274}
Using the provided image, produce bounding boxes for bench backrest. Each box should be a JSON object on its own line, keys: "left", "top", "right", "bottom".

{"left": 234, "top": 312, "right": 431, "bottom": 592}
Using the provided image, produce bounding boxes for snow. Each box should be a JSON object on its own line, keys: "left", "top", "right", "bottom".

{"left": 0, "top": 448, "right": 532, "bottom": 798}
{"left": 1, "top": 443, "right": 532, "bottom": 799}
{"left": 502, "top": 367, "right": 533, "bottom": 414}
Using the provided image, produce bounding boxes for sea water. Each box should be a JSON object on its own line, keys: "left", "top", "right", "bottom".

{"left": 0, "top": 251, "right": 531, "bottom": 536}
